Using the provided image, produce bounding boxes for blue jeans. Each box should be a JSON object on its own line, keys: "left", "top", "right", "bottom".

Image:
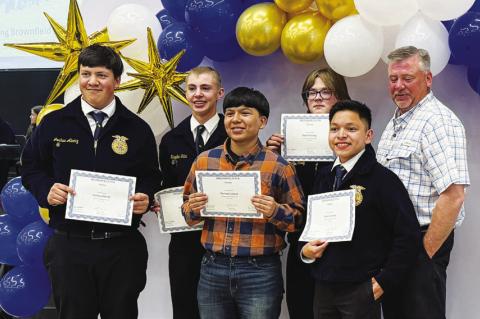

{"left": 197, "top": 251, "right": 284, "bottom": 319}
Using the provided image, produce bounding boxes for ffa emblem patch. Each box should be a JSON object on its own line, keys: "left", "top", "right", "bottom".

{"left": 350, "top": 185, "right": 366, "bottom": 206}
{"left": 111, "top": 135, "right": 128, "bottom": 155}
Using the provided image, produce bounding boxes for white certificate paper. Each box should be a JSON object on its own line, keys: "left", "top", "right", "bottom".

{"left": 65, "top": 169, "right": 136, "bottom": 226}
{"left": 281, "top": 113, "right": 335, "bottom": 162}
{"left": 155, "top": 187, "right": 203, "bottom": 233}
{"left": 300, "top": 190, "right": 356, "bottom": 242}
{"left": 195, "top": 171, "right": 262, "bottom": 218}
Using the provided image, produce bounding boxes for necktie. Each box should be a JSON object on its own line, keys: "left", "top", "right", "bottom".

{"left": 333, "top": 165, "right": 347, "bottom": 191}
{"left": 90, "top": 111, "right": 107, "bottom": 141}
{"left": 195, "top": 125, "right": 206, "bottom": 155}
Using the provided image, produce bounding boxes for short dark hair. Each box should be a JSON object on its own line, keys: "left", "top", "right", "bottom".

{"left": 329, "top": 100, "right": 372, "bottom": 129}
{"left": 223, "top": 87, "right": 270, "bottom": 118}
{"left": 77, "top": 44, "right": 123, "bottom": 78}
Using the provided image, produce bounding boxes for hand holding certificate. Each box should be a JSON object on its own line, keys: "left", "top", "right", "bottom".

{"left": 300, "top": 189, "right": 356, "bottom": 242}
{"left": 65, "top": 169, "right": 136, "bottom": 226}
{"left": 195, "top": 170, "right": 262, "bottom": 218}
{"left": 281, "top": 114, "right": 335, "bottom": 162}
{"left": 155, "top": 187, "right": 203, "bottom": 233}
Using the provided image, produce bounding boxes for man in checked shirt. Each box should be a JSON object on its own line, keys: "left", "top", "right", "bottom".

{"left": 182, "top": 86, "right": 304, "bottom": 319}
{"left": 378, "top": 46, "right": 470, "bottom": 319}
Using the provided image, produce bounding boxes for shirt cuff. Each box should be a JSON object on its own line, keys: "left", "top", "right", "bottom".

{"left": 300, "top": 247, "right": 315, "bottom": 264}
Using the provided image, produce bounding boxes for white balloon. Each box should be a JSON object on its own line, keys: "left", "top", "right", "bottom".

{"left": 395, "top": 13, "right": 450, "bottom": 76}
{"left": 418, "top": 0, "right": 475, "bottom": 21}
{"left": 107, "top": 4, "right": 162, "bottom": 61}
{"left": 381, "top": 25, "right": 401, "bottom": 63}
{"left": 324, "top": 15, "right": 383, "bottom": 77}
{"left": 354, "top": 0, "right": 418, "bottom": 26}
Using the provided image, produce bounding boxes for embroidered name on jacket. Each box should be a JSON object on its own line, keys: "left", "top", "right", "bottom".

{"left": 53, "top": 137, "right": 79, "bottom": 147}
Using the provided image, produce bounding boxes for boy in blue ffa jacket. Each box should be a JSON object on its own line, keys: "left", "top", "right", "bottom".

{"left": 21, "top": 44, "right": 161, "bottom": 319}
{"left": 299, "top": 100, "right": 420, "bottom": 319}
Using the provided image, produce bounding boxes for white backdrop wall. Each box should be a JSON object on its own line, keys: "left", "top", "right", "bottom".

{"left": 138, "top": 51, "right": 480, "bottom": 319}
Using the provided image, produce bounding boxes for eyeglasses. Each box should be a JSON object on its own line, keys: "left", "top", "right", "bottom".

{"left": 304, "top": 89, "right": 334, "bottom": 100}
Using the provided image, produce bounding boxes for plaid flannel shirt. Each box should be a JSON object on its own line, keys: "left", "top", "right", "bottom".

{"left": 377, "top": 92, "right": 470, "bottom": 226}
{"left": 182, "top": 139, "right": 305, "bottom": 257}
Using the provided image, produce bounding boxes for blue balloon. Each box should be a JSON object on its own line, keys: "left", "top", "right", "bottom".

{"left": 0, "top": 265, "right": 51, "bottom": 317}
{"left": 448, "top": 12, "right": 480, "bottom": 67}
{"left": 161, "top": 0, "right": 187, "bottom": 22}
{"left": 16, "top": 220, "right": 53, "bottom": 265}
{"left": 185, "top": 0, "right": 243, "bottom": 44}
{"left": 441, "top": 19, "right": 462, "bottom": 65}
{"left": 158, "top": 22, "right": 205, "bottom": 72}
{"left": 0, "top": 215, "right": 22, "bottom": 265}
{"left": 156, "top": 9, "right": 176, "bottom": 29}
{"left": 0, "top": 177, "right": 40, "bottom": 226}
{"left": 467, "top": 67, "right": 480, "bottom": 95}
{"left": 469, "top": 0, "right": 480, "bottom": 12}
{"left": 204, "top": 36, "right": 245, "bottom": 62}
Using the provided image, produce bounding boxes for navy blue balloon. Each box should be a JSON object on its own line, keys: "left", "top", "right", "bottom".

{"left": 161, "top": 0, "right": 187, "bottom": 22}
{"left": 469, "top": 0, "right": 480, "bottom": 12}
{"left": 204, "top": 36, "right": 245, "bottom": 62}
{"left": 467, "top": 67, "right": 480, "bottom": 95}
{"left": 442, "top": 19, "right": 462, "bottom": 65}
{"left": 156, "top": 9, "right": 176, "bottom": 29}
{"left": 0, "top": 177, "right": 40, "bottom": 226}
{"left": 448, "top": 12, "right": 480, "bottom": 67}
{"left": 0, "top": 265, "right": 51, "bottom": 317}
{"left": 0, "top": 215, "right": 22, "bottom": 265}
{"left": 158, "top": 22, "right": 204, "bottom": 72}
{"left": 16, "top": 220, "right": 53, "bottom": 265}
{"left": 185, "top": 0, "right": 243, "bottom": 44}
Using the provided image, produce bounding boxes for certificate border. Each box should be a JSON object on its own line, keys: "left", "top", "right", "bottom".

{"left": 281, "top": 113, "right": 335, "bottom": 162}
{"left": 301, "top": 189, "right": 356, "bottom": 242}
{"left": 196, "top": 171, "right": 262, "bottom": 218}
{"left": 155, "top": 187, "right": 203, "bottom": 233}
{"left": 66, "top": 169, "right": 135, "bottom": 226}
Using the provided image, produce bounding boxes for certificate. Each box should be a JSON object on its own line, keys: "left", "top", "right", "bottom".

{"left": 281, "top": 113, "right": 335, "bottom": 162}
{"left": 65, "top": 169, "right": 136, "bottom": 226}
{"left": 300, "top": 189, "right": 356, "bottom": 242}
{"left": 155, "top": 187, "right": 203, "bottom": 233}
{"left": 195, "top": 171, "right": 262, "bottom": 218}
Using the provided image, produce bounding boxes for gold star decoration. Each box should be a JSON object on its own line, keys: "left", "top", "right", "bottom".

{"left": 3, "top": 0, "right": 135, "bottom": 105}
{"left": 116, "top": 27, "right": 189, "bottom": 129}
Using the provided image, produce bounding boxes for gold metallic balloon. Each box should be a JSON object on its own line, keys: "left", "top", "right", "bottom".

{"left": 287, "top": 6, "right": 317, "bottom": 20}
{"left": 281, "top": 12, "right": 331, "bottom": 64}
{"left": 36, "top": 104, "right": 64, "bottom": 125}
{"left": 236, "top": 3, "right": 287, "bottom": 56}
{"left": 275, "top": 0, "right": 313, "bottom": 13}
{"left": 39, "top": 207, "right": 50, "bottom": 224}
{"left": 3, "top": 0, "right": 134, "bottom": 106}
{"left": 314, "top": 0, "right": 357, "bottom": 21}
{"left": 116, "top": 28, "right": 189, "bottom": 129}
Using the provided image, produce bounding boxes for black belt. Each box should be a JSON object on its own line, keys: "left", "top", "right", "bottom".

{"left": 420, "top": 224, "right": 429, "bottom": 232}
{"left": 54, "top": 229, "right": 133, "bottom": 240}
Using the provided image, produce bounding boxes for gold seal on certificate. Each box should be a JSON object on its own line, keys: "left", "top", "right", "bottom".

{"left": 155, "top": 187, "right": 203, "bottom": 233}
{"left": 300, "top": 189, "right": 356, "bottom": 242}
{"left": 281, "top": 113, "right": 335, "bottom": 162}
{"left": 65, "top": 169, "right": 136, "bottom": 226}
{"left": 195, "top": 170, "right": 262, "bottom": 218}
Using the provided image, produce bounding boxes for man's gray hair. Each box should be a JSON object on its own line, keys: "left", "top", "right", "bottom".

{"left": 387, "top": 46, "right": 431, "bottom": 72}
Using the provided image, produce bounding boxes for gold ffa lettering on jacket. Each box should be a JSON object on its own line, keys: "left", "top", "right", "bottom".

{"left": 170, "top": 154, "right": 188, "bottom": 165}
{"left": 350, "top": 185, "right": 366, "bottom": 206}
{"left": 53, "top": 137, "right": 79, "bottom": 147}
{"left": 111, "top": 135, "right": 128, "bottom": 155}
